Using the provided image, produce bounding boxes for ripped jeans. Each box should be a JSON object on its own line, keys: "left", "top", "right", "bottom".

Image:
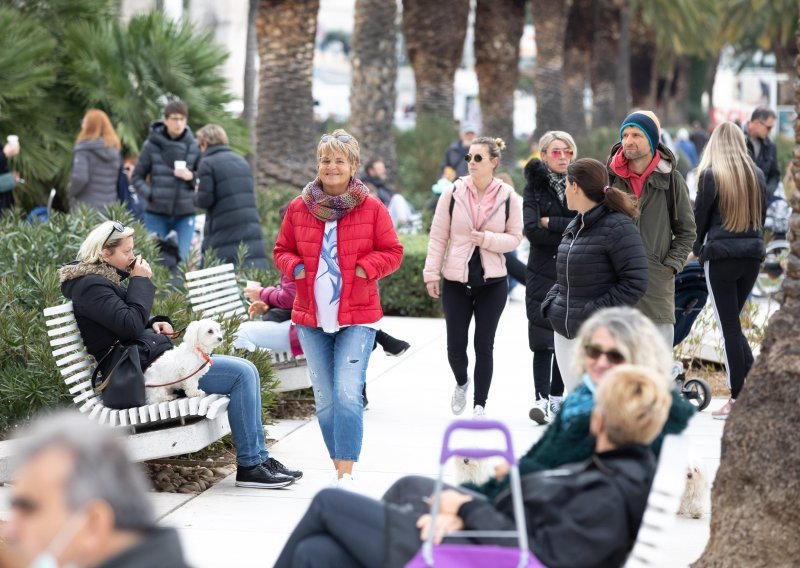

{"left": 296, "top": 325, "right": 376, "bottom": 461}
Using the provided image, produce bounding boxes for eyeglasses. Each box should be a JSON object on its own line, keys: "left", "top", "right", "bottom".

{"left": 103, "top": 221, "right": 125, "bottom": 248}
{"left": 549, "top": 149, "right": 574, "bottom": 158}
{"left": 759, "top": 120, "right": 774, "bottom": 132}
{"left": 584, "top": 343, "right": 626, "bottom": 364}
{"left": 464, "top": 154, "right": 487, "bottom": 163}
{"left": 320, "top": 134, "right": 352, "bottom": 143}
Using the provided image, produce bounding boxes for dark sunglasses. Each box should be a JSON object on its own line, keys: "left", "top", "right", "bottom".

{"left": 584, "top": 343, "right": 626, "bottom": 364}
{"left": 320, "top": 133, "right": 352, "bottom": 143}
{"left": 103, "top": 221, "right": 125, "bottom": 248}
{"left": 464, "top": 154, "right": 487, "bottom": 163}
{"left": 759, "top": 120, "right": 774, "bottom": 132}
{"left": 10, "top": 495, "right": 40, "bottom": 515}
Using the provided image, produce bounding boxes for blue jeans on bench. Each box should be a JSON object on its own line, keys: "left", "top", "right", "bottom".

{"left": 199, "top": 355, "right": 268, "bottom": 467}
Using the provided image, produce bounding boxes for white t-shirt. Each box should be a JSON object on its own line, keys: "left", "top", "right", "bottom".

{"left": 315, "top": 220, "right": 341, "bottom": 333}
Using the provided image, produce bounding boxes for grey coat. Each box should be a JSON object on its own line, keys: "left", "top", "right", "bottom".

{"left": 67, "top": 139, "right": 121, "bottom": 211}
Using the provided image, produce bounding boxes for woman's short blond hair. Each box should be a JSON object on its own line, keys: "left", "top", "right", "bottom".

{"left": 538, "top": 130, "right": 578, "bottom": 158}
{"left": 77, "top": 221, "right": 135, "bottom": 263}
{"left": 317, "top": 128, "right": 360, "bottom": 166}
{"left": 196, "top": 124, "right": 229, "bottom": 147}
{"left": 594, "top": 364, "right": 671, "bottom": 446}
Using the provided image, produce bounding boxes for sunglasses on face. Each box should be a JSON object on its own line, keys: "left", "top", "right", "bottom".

{"left": 10, "top": 495, "right": 40, "bottom": 515}
{"left": 103, "top": 221, "right": 125, "bottom": 248}
{"left": 464, "top": 154, "right": 487, "bottom": 163}
{"left": 759, "top": 120, "right": 774, "bottom": 132}
{"left": 584, "top": 343, "right": 626, "bottom": 364}
{"left": 320, "top": 134, "right": 352, "bottom": 143}
{"left": 549, "top": 149, "right": 574, "bottom": 158}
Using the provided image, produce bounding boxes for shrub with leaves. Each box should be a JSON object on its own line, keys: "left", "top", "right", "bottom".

{"left": 380, "top": 234, "right": 442, "bottom": 318}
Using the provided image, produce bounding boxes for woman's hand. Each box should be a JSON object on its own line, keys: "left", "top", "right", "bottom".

{"left": 130, "top": 256, "right": 152, "bottom": 279}
{"left": 540, "top": 216, "right": 550, "bottom": 229}
{"left": 174, "top": 168, "right": 193, "bottom": 181}
{"left": 248, "top": 301, "right": 269, "bottom": 319}
{"left": 426, "top": 281, "right": 440, "bottom": 299}
{"left": 243, "top": 286, "right": 262, "bottom": 302}
{"left": 469, "top": 230, "right": 485, "bottom": 246}
{"left": 417, "top": 513, "right": 465, "bottom": 545}
{"left": 3, "top": 143, "right": 19, "bottom": 158}
{"left": 355, "top": 265, "right": 367, "bottom": 278}
{"left": 494, "top": 461, "right": 510, "bottom": 482}
{"left": 436, "top": 490, "right": 473, "bottom": 516}
{"left": 152, "top": 321, "right": 174, "bottom": 335}
{"left": 295, "top": 269, "right": 306, "bottom": 280}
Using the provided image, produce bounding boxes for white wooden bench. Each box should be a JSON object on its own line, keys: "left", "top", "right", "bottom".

{"left": 41, "top": 302, "right": 231, "bottom": 463}
{"left": 625, "top": 433, "right": 690, "bottom": 567}
{"left": 185, "top": 263, "right": 311, "bottom": 392}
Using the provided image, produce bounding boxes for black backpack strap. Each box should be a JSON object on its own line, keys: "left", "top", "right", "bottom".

{"left": 505, "top": 195, "right": 510, "bottom": 222}
{"left": 666, "top": 171, "right": 676, "bottom": 222}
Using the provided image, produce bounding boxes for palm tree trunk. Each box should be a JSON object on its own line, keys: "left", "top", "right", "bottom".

{"left": 615, "top": 0, "right": 631, "bottom": 120}
{"left": 629, "top": 10, "right": 655, "bottom": 109}
{"left": 693, "top": 16, "right": 800, "bottom": 566}
{"left": 402, "top": 0, "right": 469, "bottom": 121}
{"left": 532, "top": 0, "right": 573, "bottom": 137}
{"left": 562, "top": 0, "right": 592, "bottom": 138}
{"left": 243, "top": 0, "right": 258, "bottom": 172}
{"left": 256, "top": 0, "right": 319, "bottom": 187}
{"left": 590, "top": 0, "right": 620, "bottom": 129}
{"left": 349, "top": 0, "right": 399, "bottom": 183}
{"left": 474, "top": 0, "right": 525, "bottom": 166}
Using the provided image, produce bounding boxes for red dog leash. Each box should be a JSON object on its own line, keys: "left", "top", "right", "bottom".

{"left": 145, "top": 348, "right": 214, "bottom": 388}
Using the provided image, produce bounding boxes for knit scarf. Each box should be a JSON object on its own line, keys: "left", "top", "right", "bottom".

{"left": 301, "top": 177, "right": 370, "bottom": 222}
{"left": 547, "top": 169, "right": 567, "bottom": 205}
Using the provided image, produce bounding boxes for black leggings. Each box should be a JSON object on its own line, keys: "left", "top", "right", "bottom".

{"left": 704, "top": 258, "right": 760, "bottom": 399}
{"left": 442, "top": 279, "right": 508, "bottom": 408}
{"left": 533, "top": 349, "right": 564, "bottom": 399}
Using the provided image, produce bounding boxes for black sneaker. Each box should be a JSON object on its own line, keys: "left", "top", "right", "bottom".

{"left": 263, "top": 457, "right": 303, "bottom": 480}
{"left": 376, "top": 330, "right": 410, "bottom": 357}
{"left": 362, "top": 384, "right": 369, "bottom": 410}
{"left": 235, "top": 464, "right": 295, "bottom": 488}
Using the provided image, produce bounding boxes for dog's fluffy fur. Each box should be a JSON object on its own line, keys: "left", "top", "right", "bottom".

{"left": 144, "top": 320, "right": 223, "bottom": 404}
{"left": 454, "top": 456, "right": 492, "bottom": 486}
{"left": 678, "top": 461, "right": 709, "bottom": 519}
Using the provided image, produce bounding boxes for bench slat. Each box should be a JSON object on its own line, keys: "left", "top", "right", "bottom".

{"left": 50, "top": 333, "right": 83, "bottom": 347}
{"left": 191, "top": 294, "right": 243, "bottom": 312}
{"left": 43, "top": 303, "right": 74, "bottom": 317}
{"left": 64, "top": 369, "right": 92, "bottom": 386}
{"left": 186, "top": 271, "right": 238, "bottom": 289}
{"left": 53, "top": 342, "right": 85, "bottom": 357}
{"left": 55, "top": 349, "right": 90, "bottom": 367}
{"left": 200, "top": 301, "right": 245, "bottom": 316}
{"left": 185, "top": 263, "right": 235, "bottom": 280}
{"left": 47, "top": 322, "right": 79, "bottom": 337}
{"left": 187, "top": 287, "right": 240, "bottom": 305}
{"left": 60, "top": 358, "right": 93, "bottom": 377}
{"left": 187, "top": 279, "right": 239, "bottom": 297}
{"left": 206, "top": 397, "right": 230, "bottom": 420}
{"left": 45, "top": 314, "right": 76, "bottom": 327}
{"left": 74, "top": 390, "right": 97, "bottom": 404}
{"left": 69, "top": 379, "right": 93, "bottom": 395}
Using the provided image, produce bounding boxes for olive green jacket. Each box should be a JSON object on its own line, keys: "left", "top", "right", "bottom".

{"left": 607, "top": 143, "right": 696, "bottom": 324}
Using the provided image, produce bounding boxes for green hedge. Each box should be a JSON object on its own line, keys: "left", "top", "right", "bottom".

{"left": 0, "top": 205, "right": 278, "bottom": 434}
{"left": 380, "top": 234, "right": 442, "bottom": 318}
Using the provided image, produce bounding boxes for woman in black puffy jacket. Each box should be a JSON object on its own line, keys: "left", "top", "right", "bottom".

{"left": 693, "top": 121, "right": 766, "bottom": 420}
{"left": 542, "top": 158, "right": 648, "bottom": 391}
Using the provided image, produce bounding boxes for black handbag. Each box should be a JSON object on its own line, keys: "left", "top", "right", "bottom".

{"left": 91, "top": 341, "right": 147, "bottom": 409}
{"left": 263, "top": 307, "right": 292, "bottom": 323}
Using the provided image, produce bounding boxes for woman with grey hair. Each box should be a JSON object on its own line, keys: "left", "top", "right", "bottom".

{"left": 195, "top": 124, "right": 268, "bottom": 269}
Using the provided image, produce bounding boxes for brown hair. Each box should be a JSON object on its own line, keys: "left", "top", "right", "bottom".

{"left": 76, "top": 109, "right": 121, "bottom": 150}
{"left": 567, "top": 158, "right": 638, "bottom": 219}
{"left": 196, "top": 124, "right": 229, "bottom": 146}
{"left": 163, "top": 100, "right": 188, "bottom": 118}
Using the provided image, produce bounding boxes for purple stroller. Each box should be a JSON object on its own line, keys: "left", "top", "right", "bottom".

{"left": 406, "top": 420, "right": 545, "bottom": 568}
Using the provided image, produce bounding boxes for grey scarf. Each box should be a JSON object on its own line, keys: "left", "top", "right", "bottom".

{"left": 547, "top": 169, "right": 567, "bottom": 205}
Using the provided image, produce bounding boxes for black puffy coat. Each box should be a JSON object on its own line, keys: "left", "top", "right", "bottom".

{"left": 132, "top": 121, "right": 200, "bottom": 217}
{"left": 693, "top": 168, "right": 767, "bottom": 263}
{"left": 523, "top": 159, "right": 574, "bottom": 350}
{"left": 542, "top": 204, "right": 648, "bottom": 339}
{"left": 745, "top": 130, "right": 780, "bottom": 194}
{"left": 195, "top": 145, "right": 268, "bottom": 269}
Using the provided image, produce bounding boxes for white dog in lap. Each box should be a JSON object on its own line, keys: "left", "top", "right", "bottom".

{"left": 144, "top": 319, "right": 223, "bottom": 404}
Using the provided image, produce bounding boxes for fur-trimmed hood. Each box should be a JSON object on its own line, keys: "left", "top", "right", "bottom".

{"left": 58, "top": 261, "right": 125, "bottom": 285}
{"left": 523, "top": 157, "right": 551, "bottom": 187}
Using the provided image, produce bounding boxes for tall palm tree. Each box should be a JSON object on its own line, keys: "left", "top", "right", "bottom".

{"left": 348, "top": 0, "right": 399, "bottom": 182}
{"left": 590, "top": 0, "right": 621, "bottom": 128}
{"left": 694, "top": 16, "right": 800, "bottom": 566}
{"left": 243, "top": 0, "right": 258, "bottom": 171}
{"left": 532, "top": 0, "right": 573, "bottom": 137}
{"left": 402, "top": 0, "right": 469, "bottom": 121}
{"left": 562, "top": 0, "right": 592, "bottom": 138}
{"left": 474, "top": 0, "right": 525, "bottom": 166}
{"left": 256, "top": 0, "right": 319, "bottom": 187}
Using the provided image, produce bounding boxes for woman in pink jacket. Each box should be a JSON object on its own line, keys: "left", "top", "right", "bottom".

{"left": 424, "top": 137, "right": 523, "bottom": 417}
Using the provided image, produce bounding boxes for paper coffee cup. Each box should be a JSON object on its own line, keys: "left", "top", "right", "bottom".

{"left": 246, "top": 280, "right": 260, "bottom": 289}
{"left": 174, "top": 160, "right": 187, "bottom": 170}
{"left": 7, "top": 135, "right": 19, "bottom": 146}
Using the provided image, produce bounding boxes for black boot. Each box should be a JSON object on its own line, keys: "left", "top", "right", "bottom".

{"left": 375, "top": 330, "right": 410, "bottom": 357}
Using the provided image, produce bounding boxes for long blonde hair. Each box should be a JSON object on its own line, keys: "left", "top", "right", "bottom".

{"left": 696, "top": 122, "right": 762, "bottom": 232}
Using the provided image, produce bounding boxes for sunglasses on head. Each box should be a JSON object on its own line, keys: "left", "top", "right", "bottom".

{"left": 584, "top": 343, "right": 626, "bottom": 364}
{"left": 464, "top": 154, "right": 487, "bottom": 163}
{"left": 550, "top": 148, "right": 574, "bottom": 158}
{"left": 103, "top": 221, "right": 125, "bottom": 248}
{"left": 320, "top": 133, "right": 352, "bottom": 143}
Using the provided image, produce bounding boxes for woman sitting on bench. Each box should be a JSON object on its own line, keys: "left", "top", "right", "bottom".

{"left": 275, "top": 364, "right": 672, "bottom": 568}
{"left": 59, "top": 220, "right": 303, "bottom": 490}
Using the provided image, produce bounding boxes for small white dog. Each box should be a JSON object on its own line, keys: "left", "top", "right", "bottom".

{"left": 678, "top": 461, "right": 709, "bottom": 519}
{"left": 454, "top": 456, "right": 492, "bottom": 485}
{"left": 144, "top": 319, "right": 223, "bottom": 404}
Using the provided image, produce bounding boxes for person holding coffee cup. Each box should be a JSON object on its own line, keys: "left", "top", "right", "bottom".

{"left": 132, "top": 100, "right": 200, "bottom": 264}
{"left": 1, "top": 134, "right": 21, "bottom": 213}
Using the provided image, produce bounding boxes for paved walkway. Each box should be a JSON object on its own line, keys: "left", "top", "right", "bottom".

{"left": 157, "top": 294, "right": 725, "bottom": 567}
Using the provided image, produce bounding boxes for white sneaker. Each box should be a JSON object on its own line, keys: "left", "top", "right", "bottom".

{"left": 528, "top": 397, "right": 549, "bottom": 425}
{"left": 337, "top": 473, "right": 356, "bottom": 491}
{"left": 451, "top": 378, "right": 470, "bottom": 415}
{"left": 472, "top": 405, "right": 485, "bottom": 418}
{"left": 549, "top": 395, "right": 563, "bottom": 417}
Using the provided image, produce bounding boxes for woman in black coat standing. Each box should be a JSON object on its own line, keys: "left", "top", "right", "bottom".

{"left": 523, "top": 131, "right": 577, "bottom": 424}
{"left": 195, "top": 124, "right": 268, "bottom": 269}
{"left": 542, "top": 158, "right": 648, "bottom": 392}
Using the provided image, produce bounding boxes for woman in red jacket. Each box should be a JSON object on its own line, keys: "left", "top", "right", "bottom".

{"left": 274, "top": 130, "right": 403, "bottom": 488}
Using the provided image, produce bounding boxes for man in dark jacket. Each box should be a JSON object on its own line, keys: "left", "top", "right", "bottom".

{"left": 744, "top": 107, "right": 780, "bottom": 195}
{"left": 194, "top": 124, "right": 268, "bottom": 269}
{"left": 3, "top": 412, "right": 191, "bottom": 568}
{"left": 361, "top": 158, "right": 394, "bottom": 207}
{"left": 132, "top": 100, "right": 200, "bottom": 264}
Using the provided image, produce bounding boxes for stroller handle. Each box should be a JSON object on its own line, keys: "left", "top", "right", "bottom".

{"left": 440, "top": 420, "right": 517, "bottom": 465}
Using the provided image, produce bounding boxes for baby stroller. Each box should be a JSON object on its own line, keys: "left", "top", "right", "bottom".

{"left": 406, "top": 420, "right": 544, "bottom": 568}
{"left": 672, "top": 260, "right": 711, "bottom": 411}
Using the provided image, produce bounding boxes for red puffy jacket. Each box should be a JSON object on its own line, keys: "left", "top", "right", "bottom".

{"left": 274, "top": 194, "right": 403, "bottom": 328}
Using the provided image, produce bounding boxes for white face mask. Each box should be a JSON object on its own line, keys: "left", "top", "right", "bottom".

{"left": 28, "top": 511, "right": 86, "bottom": 568}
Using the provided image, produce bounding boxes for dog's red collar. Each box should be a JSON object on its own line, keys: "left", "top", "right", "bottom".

{"left": 197, "top": 348, "right": 214, "bottom": 366}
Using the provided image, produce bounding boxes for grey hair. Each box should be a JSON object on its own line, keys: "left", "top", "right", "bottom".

{"left": 196, "top": 123, "right": 229, "bottom": 146}
{"left": 18, "top": 411, "right": 155, "bottom": 531}
{"left": 77, "top": 221, "right": 135, "bottom": 263}
{"left": 570, "top": 307, "right": 673, "bottom": 385}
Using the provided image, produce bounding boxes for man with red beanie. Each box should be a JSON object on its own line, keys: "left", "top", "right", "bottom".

{"left": 606, "top": 110, "right": 696, "bottom": 348}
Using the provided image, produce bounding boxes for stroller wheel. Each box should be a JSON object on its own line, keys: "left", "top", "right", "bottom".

{"left": 682, "top": 379, "right": 711, "bottom": 411}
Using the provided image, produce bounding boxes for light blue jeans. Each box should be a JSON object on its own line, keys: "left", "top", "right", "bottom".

{"left": 144, "top": 212, "right": 195, "bottom": 264}
{"left": 234, "top": 320, "right": 292, "bottom": 353}
{"left": 296, "top": 325, "right": 376, "bottom": 461}
{"left": 199, "top": 355, "right": 268, "bottom": 467}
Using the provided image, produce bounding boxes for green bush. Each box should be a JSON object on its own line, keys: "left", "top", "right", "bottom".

{"left": 395, "top": 117, "right": 458, "bottom": 199}
{"left": 380, "top": 234, "right": 442, "bottom": 318}
{"left": 0, "top": 205, "right": 279, "bottom": 434}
